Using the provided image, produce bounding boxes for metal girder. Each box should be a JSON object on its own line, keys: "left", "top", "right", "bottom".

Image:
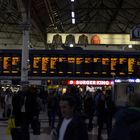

{"left": 31, "top": 5, "right": 47, "bottom": 43}
{"left": 105, "top": 0, "right": 124, "bottom": 32}
{"left": 43, "top": 0, "right": 64, "bottom": 32}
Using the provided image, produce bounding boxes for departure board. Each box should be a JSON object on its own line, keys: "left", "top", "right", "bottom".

{"left": 136, "top": 58, "right": 140, "bottom": 76}
{"left": 3, "top": 57, "right": 11, "bottom": 74}
{"left": 75, "top": 57, "right": 84, "bottom": 75}
{"left": 128, "top": 58, "right": 135, "bottom": 75}
{"left": 102, "top": 58, "right": 110, "bottom": 75}
{"left": 57, "top": 57, "right": 67, "bottom": 75}
{"left": 1, "top": 50, "right": 140, "bottom": 78}
{"left": 93, "top": 58, "right": 102, "bottom": 75}
{"left": 42, "top": 57, "right": 49, "bottom": 74}
{"left": 110, "top": 58, "right": 118, "bottom": 75}
{"left": 0, "top": 57, "right": 2, "bottom": 74}
{"left": 84, "top": 57, "right": 92, "bottom": 75}
{"left": 33, "top": 57, "right": 41, "bottom": 74}
{"left": 67, "top": 57, "right": 75, "bottom": 75}
{"left": 119, "top": 58, "right": 127, "bottom": 75}
{"left": 12, "top": 57, "right": 20, "bottom": 74}
{"left": 50, "top": 57, "right": 58, "bottom": 75}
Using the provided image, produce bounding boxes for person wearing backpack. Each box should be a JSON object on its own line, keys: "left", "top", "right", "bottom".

{"left": 109, "top": 92, "right": 140, "bottom": 140}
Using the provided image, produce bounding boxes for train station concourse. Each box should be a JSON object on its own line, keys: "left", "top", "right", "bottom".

{"left": 1, "top": 0, "right": 140, "bottom": 140}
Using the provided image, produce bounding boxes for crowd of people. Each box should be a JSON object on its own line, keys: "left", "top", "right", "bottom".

{"left": 0, "top": 85, "right": 140, "bottom": 140}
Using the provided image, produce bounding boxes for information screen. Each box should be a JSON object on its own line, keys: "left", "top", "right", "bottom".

{"left": 33, "top": 57, "right": 41, "bottom": 74}
{"left": 128, "top": 58, "right": 136, "bottom": 75}
{"left": 75, "top": 57, "right": 84, "bottom": 75}
{"left": 3, "top": 57, "right": 11, "bottom": 74}
{"left": 118, "top": 58, "right": 128, "bottom": 75}
{"left": 102, "top": 58, "right": 110, "bottom": 76}
{"left": 57, "top": 57, "right": 67, "bottom": 75}
{"left": 110, "top": 58, "right": 118, "bottom": 75}
{"left": 11, "top": 56, "right": 20, "bottom": 74}
{"left": 84, "top": 57, "right": 93, "bottom": 75}
{"left": 0, "top": 50, "right": 140, "bottom": 78}
{"left": 50, "top": 57, "right": 58, "bottom": 75}
{"left": 42, "top": 57, "right": 49, "bottom": 74}
{"left": 93, "top": 58, "right": 102, "bottom": 75}
{"left": 0, "top": 57, "right": 3, "bottom": 74}
{"left": 67, "top": 57, "right": 75, "bottom": 75}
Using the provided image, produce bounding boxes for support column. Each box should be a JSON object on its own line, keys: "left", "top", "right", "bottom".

{"left": 21, "top": 24, "right": 30, "bottom": 84}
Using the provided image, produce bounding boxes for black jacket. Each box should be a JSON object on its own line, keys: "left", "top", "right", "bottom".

{"left": 56, "top": 115, "right": 89, "bottom": 140}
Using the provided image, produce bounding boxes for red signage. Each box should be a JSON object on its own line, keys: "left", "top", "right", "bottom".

{"left": 67, "top": 80, "right": 113, "bottom": 85}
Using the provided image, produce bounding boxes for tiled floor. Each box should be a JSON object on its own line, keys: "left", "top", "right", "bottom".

{"left": 0, "top": 111, "right": 107, "bottom": 140}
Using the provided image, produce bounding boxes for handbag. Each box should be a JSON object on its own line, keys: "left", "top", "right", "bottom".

{"left": 6, "top": 117, "right": 15, "bottom": 136}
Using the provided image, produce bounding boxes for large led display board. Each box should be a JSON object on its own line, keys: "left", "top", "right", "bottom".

{"left": 0, "top": 50, "right": 139, "bottom": 78}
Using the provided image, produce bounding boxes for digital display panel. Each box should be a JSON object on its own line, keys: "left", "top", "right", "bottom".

{"left": 33, "top": 57, "right": 41, "bottom": 74}
{"left": 57, "top": 57, "right": 67, "bottom": 75}
{"left": 84, "top": 57, "right": 92, "bottom": 75}
{"left": 75, "top": 57, "right": 84, "bottom": 75}
{"left": 3, "top": 57, "right": 11, "bottom": 74}
{"left": 135, "top": 58, "right": 140, "bottom": 76}
{"left": 42, "top": 57, "right": 49, "bottom": 74}
{"left": 12, "top": 57, "right": 20, "bottom": 74}
{"left": 110, "top": 58, "right": 118, "bottom": 75}
{"left": 118, "top": 58, "right": 128, "bottom": 75}
{"left": 0, "top": 50, "right": 140, "bottom": 78}
{"left": 93, "top": 58, "right": 102, "bottom": 75}
{"left": 128, "top": 58, "right": 136, "bottom": 75}
{"left": 50, "top": 57, "right": 58, "bottom": 75}
{"left": 67, "top": 57, "right": 75, "bottom": 75}
{"left": 102, "top": 58, "right": 110, "bottom": 75}
{"left": 0, "top": 57, "right": 3, "bottom": 74}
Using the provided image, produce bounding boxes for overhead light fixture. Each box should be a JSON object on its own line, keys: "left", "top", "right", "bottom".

{"left": 72, "top": 18, "right": 75, "bottom": 24}
{"left": 71, "top": 11, "right": 75, "bottom": 18}
{"left": 69, "top": 44, "right": 74, "bottom": 47}
{"left": 128, "top": 44, "right": 133, "bottom": 48}
{"left": 71, "top": 0, "right": 75, "bottom": 2}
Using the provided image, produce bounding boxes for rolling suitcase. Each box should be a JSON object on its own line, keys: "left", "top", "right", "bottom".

{"left": 11, "top": 127, "right": 30, "bottom": 140}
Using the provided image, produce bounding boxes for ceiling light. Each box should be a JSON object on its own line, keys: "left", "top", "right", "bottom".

{"left": 69, "top": 44, "right": 74, "bottom": 47}
{"left": 72, "top": 18, "right": 75, "bottom": 24}
{"left": 71, "top": 11, "right": 75, "bottom": 18}
{"left": 128, "top": 44, "right": 133, "bottom": 48}
{"left": 71, "top": 0, "right": 75, "bottom": 2}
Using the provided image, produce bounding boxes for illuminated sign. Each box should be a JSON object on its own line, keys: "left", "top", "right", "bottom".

{"left": 0, "top": 50, "right": 140, "bottom": 78}
{"left": 47, "top": 33, "right": 140, "bottom": 45}
{"left": 67, "top": 80, "right": 113, "bottom": 85}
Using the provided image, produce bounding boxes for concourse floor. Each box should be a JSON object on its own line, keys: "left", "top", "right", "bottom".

{"left": 0, "top": 111, "right": 108, "bottom": 140}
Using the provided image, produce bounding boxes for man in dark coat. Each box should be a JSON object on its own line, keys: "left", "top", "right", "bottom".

{"left": 56, "top": 95, "right": 89, "bottom": 140}
{"left": 109, "top": 93, "right": 140, "bottom": 140}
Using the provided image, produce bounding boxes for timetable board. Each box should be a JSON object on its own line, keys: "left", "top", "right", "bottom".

{"left": 0, "top": 50, "right": 139, "bottom": 78}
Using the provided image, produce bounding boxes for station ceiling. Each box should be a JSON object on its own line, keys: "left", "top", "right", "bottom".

{"left": 0, "top": 0, "right": 140, "bottom": 49}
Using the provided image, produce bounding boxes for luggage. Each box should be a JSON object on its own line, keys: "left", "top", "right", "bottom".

{"left": 11, "top": 127, "right": 30, "bottom": 140}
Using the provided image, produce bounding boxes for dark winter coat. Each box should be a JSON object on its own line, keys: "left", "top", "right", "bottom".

{"left": 109, "top": 107, "right": 140, "bottom": 140}
{"left": 56, "top": 115, "right": 89, "bottom": 140}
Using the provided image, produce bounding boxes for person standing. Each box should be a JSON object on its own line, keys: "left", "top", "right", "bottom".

{"left": 56, "top": 95, "right": 89, "bottom": 140}
{"left": 109, "top": 93, "right": 140, "bottom": 140}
